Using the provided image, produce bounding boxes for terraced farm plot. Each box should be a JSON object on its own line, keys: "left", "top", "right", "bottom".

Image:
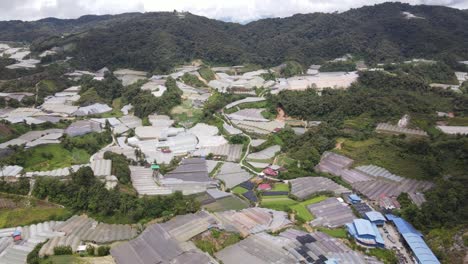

{"left": 19, "top": 145, "right": 90, "bottom": 171}
{"left": 289, "top": 196, "right": 328, "bottom": 221}
{"left": 203, "top": 196, "right": 249, "bottom": 212}
{"left": 231, "top": 186, "right": 248, "bottom": 195}
{"left": 260, "top": 195, "right": 297, "bottom": 211}
{"left": 270, "top": 183, "right": 289, "bottom": 192}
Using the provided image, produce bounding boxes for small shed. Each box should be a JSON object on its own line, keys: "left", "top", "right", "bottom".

{"left": 365, "top": 211, "right": 386, "bottom": 226}
{"left": 263, "top": 168, "right": 278, "bottom": 177}
{"left": 12, "top": 230, "right": 21, "bottom": 241}
{"left": 348, "top": 194, "right": 362, "bottom": 204}
{"left": 258, "top": 183, "right": 272, "bottom": 191}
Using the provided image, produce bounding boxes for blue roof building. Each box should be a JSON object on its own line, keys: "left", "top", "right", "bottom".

{"left": 346, "top": 219, "right": 385, "bottom": 248}
{"left": 348, "top": 194, "right": 361, "bottom": 204}
{"left": 365, "top": 211, "right": 386, "bottom": 226}
{"left": 386, "top": 214, "right": 440, "bottom": 264}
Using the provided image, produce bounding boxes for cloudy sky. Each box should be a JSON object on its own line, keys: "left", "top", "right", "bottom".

{"left": 1, "top": 0, "right": 467, "bottom": 23}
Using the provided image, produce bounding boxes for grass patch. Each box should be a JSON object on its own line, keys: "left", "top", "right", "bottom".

{"left": 0, "top": 207, "right": 72, "bottom": 228}
{"left": 261, "top": 195, "right": 297, "bottom": 211}
{"left": 231, "top": 186, "right": 248, "bottom": 195}
{"left": 21, "top": 144, "right": 90, "bottom": 171}
{"left": 100, "top": 97, "right": 124, "bottom": 118}
{"left": 171, "top": 100, "right": 204, "bottom": 126}
{"left": 447, "top": 116, "right": 468, "bottom": 126}
{"left": 194, "top": 229, "right": 241, "bottom": 256}
{"left": 336, "top": 137, "right": 427, "bottom": 179}
{"left": 368, "top": 248, "right": 398, "bottom": 264}
{"left": 40, "top": 255, "right": 84, "bottom": 264}
{"left": 270, "top": 183, "right": 289, "bottom": 192}
{"left": 317, "top": 227, "right": 348, "bottom": 238}
{"left": 274, "top": 154, "right": 296, "bottom": 167}
{"left": 289, "top": 196, "right": 328, "bottom": 221}
{"left": 204, "top": 196, "right": 249, "bottom": 212}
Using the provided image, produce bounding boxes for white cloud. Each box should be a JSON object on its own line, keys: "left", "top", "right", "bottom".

{"left": 0, "top": 0, "right": 467, "bottom": 22}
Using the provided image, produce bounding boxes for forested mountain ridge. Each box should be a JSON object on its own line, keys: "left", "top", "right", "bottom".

{"left": 1, "top": 2, "right": 468, "bottom": 72}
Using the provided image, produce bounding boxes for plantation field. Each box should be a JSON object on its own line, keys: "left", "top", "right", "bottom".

{"left": 231, "top": 186, "right": 248, "bottom": 195}
{"left": 0, "top": 207, "right": 72, "bottom": 228}
{"left": 21, "top": 144, "right": 90, "bottom": 171}
{"left": 289, "top": 196, "right": 328, "bottom": 221}
{"left": 260, "top": 195, "right": 297, "bottom": 211}
{"left": 204, "top": 196, "right": 249, "bottom": 212}
{"left": 335, "top": 137, "right": 427, "bottom": 179}
{"left": 270, "top": 183, "right": 289, "bottom": 192}
{"left": 317, "top": 227, "right": 348, "bottom": 238}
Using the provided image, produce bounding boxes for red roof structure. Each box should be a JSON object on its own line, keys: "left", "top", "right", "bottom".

{"left": 258, "top": 183, "right": 272, "bottom": 191}
{"left": 263, "top": 168, "right": 278, "bottom": 177}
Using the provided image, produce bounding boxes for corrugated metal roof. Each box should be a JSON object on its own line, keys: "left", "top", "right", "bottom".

{"left": 386, "top": 214, "right": 439, "bottom": 264}
{"left": 365, "top": 211, "right": 385, "bottom": 222}
{"left": 354, "top": 219, "right": 374, "bottom": 236}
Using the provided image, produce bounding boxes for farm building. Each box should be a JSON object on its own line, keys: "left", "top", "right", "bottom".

{"left": 348, "top": 194, "right": 362, "bottom": 204}
{"left": 193, "top": 144, "right": 243, "bottom": 162}
{"left": 225, "top": 97, "right": 265, "bottom": 109}
{"left": 74, "top": 103, "right": 112, "bottom": 116}
{"left": 290, "top": 177, "right": 349, "bottom": 200}
{"left": 315, "top": 152, "right": 434, "bottom": 205}
{"left": 0, "top": 129, "right": 64, "bottom": 149}
{"left": 114, "top": 69, "right": 148, "bottom": 86}
{"left": 352, "top": 203, "right": 374, "bottom": 217}
{"left": 257, "top": 183, "right": 271, "bottom": 191}
{"left": 231, "top": 119, "right": 285, "bottom": 135}
{"left": 0, "top": 165, "right": 23, "bottom": 177}
{"left": 378, "top": 195, "right": 401, "bottom": 210}
{"left": 25, "top": 165, "right": 85, "bottom": 178}
{"left": 242, "top": 190, "right": 258, "bottom": 202}
{"left": 215, "top": 232, "right": 297, "bottom": 264}
{"left": 111, "top": 212, "right": 216, "bottom": 264}
{"left": 129, "top": 166, "right": 172, "bottom": 196}
{"left": 436, "top": 125, "right": 468, "bottom": 135}
{"left": 90, "top": 159, "right": 112, "bottom": 177}
{"left": 39, "top": 215, "right": 137, "bottom": 256}
{"left": 214, "top": 162, "right": 252, "bottom": 189}
{"left": 157, "top": 158, "right": 218, "bottom": 195}
{"left": 279, "top": 229, "right": 383, "bottom": 263}
{"left": 227, "top": 109, "right": 268, "bottom": 122}
{"left": 365, "top": 211, "right": 386, "bottom": 226}
{"left": 308, "top": 198, "right": 357, "bottom": 228}
{"left": 214, "top": 207, "right": 292, "bottom": 237}
{"left": 346, "top": 219, "right": 385, "bottom": 248}
{"left": 386, "top": 214, "right": 440, "bottom": 264}
{"left": 0, "top": 221, "right": 64, "bottom": 264}
{"left": 118, "top": 115, "right": 142, "bottom": 129}
{"left": 376, "top": 123, "right": 428, "bottom": 137}
{"left": 65, "top": 120, "right": 102, "bottom": 137}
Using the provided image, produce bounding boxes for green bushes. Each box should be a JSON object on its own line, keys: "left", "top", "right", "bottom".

{"left": 103, "top": 151, "right": 131, "bottom": 184}
{"left": 53, "top": 245, "right": 73, "bottom": 255}
{"left": 27, "top": 241, "right": 47, "bottom": 264}
{"left": 181, "top": 73, "right": 206, "bottom": 87}
{"left": 0, "top": 177, "right": 30, "bottom": 195}
{"left": 97, "top": 246, "right": 110, "bottom": 256}
{"left": 32, "top": 167, "right": 200, "bottom": 224}
{"left": 198, "top": 67, "right": 216, "bottom": 82}
{"left": 86, "top": 245, "right": 95, "bottom": 256}
{"left": 61, "top": 131, "right": 112, "bottom": 154}
{"left": 320, "top": 61, "right": 356, "bottom": 72}
{"left": 281, "top": 61, "right": 303, "bottom": 77}
{"left": 132, "top": 77, "right": 182, "bottom": 118}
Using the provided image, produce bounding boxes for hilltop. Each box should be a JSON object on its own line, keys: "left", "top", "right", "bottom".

{"left": 0, "top": 2, "right": 467, "bottom": 72}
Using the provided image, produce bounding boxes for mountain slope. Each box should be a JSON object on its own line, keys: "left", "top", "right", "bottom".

{"left": 1, "top": 3, "right": 467, "bottom": 72}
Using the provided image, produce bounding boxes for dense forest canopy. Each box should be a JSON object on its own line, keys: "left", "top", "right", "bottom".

{"left": 1, "top": 3, "right": 467, "bottom": 72}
